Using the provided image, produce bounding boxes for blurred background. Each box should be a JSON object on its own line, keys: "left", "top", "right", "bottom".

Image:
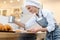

{"left": 0, "top": 0, "right": 60, "bottom": 40}
{"left": 0, "top": 0, "right": 60, "bottom": 23}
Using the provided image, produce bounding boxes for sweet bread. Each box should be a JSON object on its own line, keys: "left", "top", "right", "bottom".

{"left": 4, "top": 24, "right": 13, "bottom": 31}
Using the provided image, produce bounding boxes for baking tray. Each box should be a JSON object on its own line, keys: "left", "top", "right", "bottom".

{"left": 0, "top": 31, "right": 15, "bottom": 33}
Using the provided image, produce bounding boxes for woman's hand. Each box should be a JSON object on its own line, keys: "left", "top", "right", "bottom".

{"left": 27, "top": 27, "right": 47, "bottom": 33}
{"left": 27, "top": 27, "right": 42, "bottom": 33}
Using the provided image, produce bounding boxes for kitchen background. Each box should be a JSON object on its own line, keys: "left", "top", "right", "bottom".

{"left": 0, "top": 0, "right": 60, "bottom": 40}
{"left": 0, "top": 0, "right": 60, "bottom": 24}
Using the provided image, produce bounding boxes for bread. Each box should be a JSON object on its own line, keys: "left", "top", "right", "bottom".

{"left": 4, "top": 24, "right": 13, "bottom": 31}
{"left": 0, "top": 23, "right": 4, "bottom": 31}
{"left": 0, "top": 23, "right": 13, "bottom": 32}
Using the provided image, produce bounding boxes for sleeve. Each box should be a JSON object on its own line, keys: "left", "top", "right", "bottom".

{"left": 25, "top": 16, "right": 36, "bottom": 29}
{"left": 45, "top": 11, "right": 56, "bottom": 32}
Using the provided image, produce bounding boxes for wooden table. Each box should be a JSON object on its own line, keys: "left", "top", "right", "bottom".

{"left": 0, "top": 32, "right": 46, "bottom": 40}
{"left": 37, "top": 32, "right": 46, "bottom": 40}
{"left": 0, "top": 32, "right": 20, "bottom": 40}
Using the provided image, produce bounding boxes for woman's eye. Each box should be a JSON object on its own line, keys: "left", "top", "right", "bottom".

{"left": 28, "top": 7, "right": 30, "bottom": 9}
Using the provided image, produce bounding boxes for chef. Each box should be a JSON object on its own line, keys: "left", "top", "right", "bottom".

{"left": 14, "top": 0, "right": 60, "bottom": 40}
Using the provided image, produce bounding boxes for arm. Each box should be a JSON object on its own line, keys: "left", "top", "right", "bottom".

{"left": 24, "top": 16, "right": 36, "bottom": 29}
{"left": 14, "top": 16, "right": 36, "bottom": 29}
{"left": 29, "top": 11, "right": 56, "bottom": 33}
{"left": 14, "top": 21, "right": 25, "bottom": 28}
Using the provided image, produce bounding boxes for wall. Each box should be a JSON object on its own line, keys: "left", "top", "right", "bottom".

{"left": 0, "top": 0, "right": 60, "bottom": 23}
{"left": 0, "top": 0, "right": 23, "bottom": 16}
{"left": 38, "top": 0, "right": 60, "bottom": 23}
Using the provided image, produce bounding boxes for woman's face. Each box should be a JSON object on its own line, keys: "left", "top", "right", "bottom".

{"left": 26, "top": 5, "right": 39, "bottom": 14}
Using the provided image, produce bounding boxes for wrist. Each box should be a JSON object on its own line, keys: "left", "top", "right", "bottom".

{"left": 40, "top": 28, "right": 47, "bottom": 32}
{"left": 38, "top": 27, "right": 42, "bottom": 31}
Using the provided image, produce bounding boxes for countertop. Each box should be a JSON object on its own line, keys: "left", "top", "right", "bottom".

{"left": 0, "top": 32, "right": 46, "bottom": 40}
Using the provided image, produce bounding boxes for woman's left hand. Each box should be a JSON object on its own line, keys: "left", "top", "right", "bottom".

{"left": 27, "top": 27, "right": 42, "bottom": 33}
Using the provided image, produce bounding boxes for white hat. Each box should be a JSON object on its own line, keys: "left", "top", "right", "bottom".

{"left": 24, "top": 0, "right": 43, "bottom": 9}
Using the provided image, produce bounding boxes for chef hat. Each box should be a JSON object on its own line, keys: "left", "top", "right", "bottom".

{"left": 24, "top": 0, "right": 43, "bottom": 9}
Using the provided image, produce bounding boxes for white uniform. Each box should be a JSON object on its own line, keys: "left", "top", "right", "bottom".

{"left": 25, "top": 9, "right": 56, "bottom": 32}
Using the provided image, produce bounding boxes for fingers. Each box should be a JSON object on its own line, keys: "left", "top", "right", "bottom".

{"left": 27, "top": 29, "right": 37, "bottom": 33}
{"left": 26, "top": 27, "right": 41, "bottom": 33}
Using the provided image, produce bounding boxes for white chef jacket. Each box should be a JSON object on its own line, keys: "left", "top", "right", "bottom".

{"left": 25, "top": 9, "right": 56, "bottom": 32}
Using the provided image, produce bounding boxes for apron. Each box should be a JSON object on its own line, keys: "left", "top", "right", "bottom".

{"left": 36, "top": 11, "right": 60, "bottom": 40}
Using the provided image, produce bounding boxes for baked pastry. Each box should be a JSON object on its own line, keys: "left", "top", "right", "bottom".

{"left": 4, "top": 24, "right": 13, "bottom": 31}
{"left": 0, "top": 23, "right": 4, "bottom": 31}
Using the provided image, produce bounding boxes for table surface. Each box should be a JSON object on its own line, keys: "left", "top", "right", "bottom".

{"left": 0, "top": 32, "right": 46, "bottom": 40}
{"left": 0, "top": 32, "right": 20, "bottom": 38}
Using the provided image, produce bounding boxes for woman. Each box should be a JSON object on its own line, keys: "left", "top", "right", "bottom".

{"left": 14, "top": 0, "right": 60, "bottom": 40}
